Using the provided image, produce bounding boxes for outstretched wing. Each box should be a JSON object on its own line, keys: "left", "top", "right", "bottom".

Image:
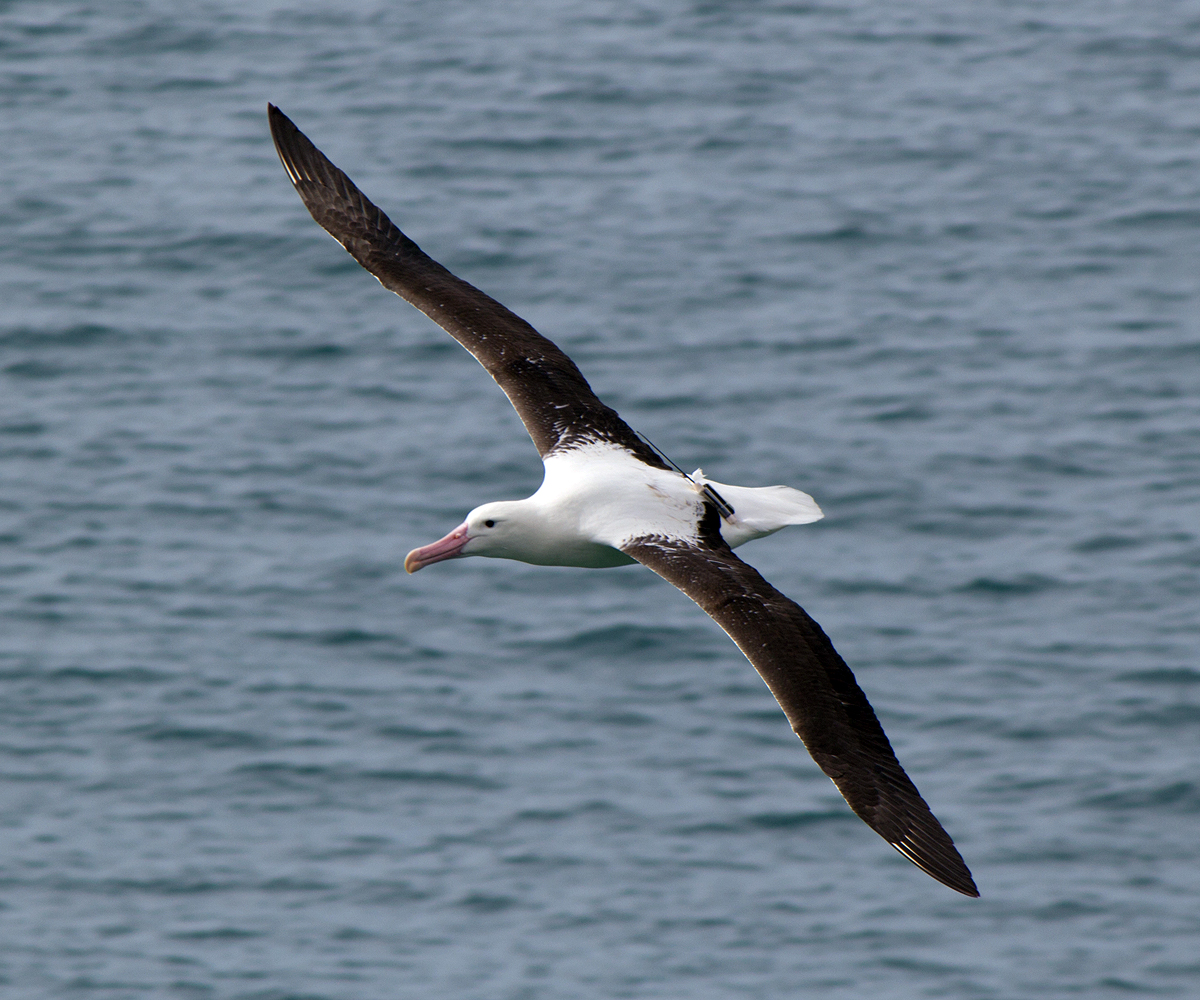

{"left": 622, "top": 512, "right": 978, "bottom": 897}
{"left": 267, "top": 105, "right": 667, "bottom": 467}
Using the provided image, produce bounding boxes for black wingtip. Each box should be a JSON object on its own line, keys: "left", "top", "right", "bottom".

{"left": 266, "top": 103, "right": 365, "bottom": 220}
{"left": 266, "top": 102, "right": 289, "bottom": 139}
{"left": 909, "top": 852, "right": 979, "bottom": 898}
{"left": 889, "top": 829, "right": 979, "bottom": 897}
{"left": 266, "top": 104, "right": 308, "bottom": 186}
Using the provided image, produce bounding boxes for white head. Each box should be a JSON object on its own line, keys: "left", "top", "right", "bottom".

{"left": 404, "top": 500, "right": 535, "bottom": 573}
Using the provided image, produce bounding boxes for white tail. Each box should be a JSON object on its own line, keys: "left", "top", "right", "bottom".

{"left": 690, "top": 469, "right": 823, "bottom": 549}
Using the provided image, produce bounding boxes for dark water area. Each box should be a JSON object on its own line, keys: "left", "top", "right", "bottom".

{"left": 2, "top": 1, "right": 1200, "bottom": 997}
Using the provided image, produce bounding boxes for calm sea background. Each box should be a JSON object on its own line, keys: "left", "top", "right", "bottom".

{"left": 3, "top": 1, "right": 1200, "bottom": 997}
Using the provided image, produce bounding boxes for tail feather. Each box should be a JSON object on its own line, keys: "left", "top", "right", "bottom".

{"left": 690, "top": 470, "right": 823, "bottom": 549}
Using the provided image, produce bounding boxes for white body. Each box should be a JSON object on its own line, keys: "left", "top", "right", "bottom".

{"left": 406, "top": 443, "right": 823, "bottom": 572}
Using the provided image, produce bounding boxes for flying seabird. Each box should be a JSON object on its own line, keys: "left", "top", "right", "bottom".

{"left": 267, "top": 104, "right": 978, "bottom": 897}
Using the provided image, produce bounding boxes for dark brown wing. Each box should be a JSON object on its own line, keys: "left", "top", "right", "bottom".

{"left": 267, "top": 105, "right": 667, "bottom": 467}
{"left": 622, "top": 511, "right": 978, "bottom": 897}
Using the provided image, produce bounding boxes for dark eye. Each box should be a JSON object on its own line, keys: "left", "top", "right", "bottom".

{"left": 484, "top": 519, "right": 495, "bottom": 528}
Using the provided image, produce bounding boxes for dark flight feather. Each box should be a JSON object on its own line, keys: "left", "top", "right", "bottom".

{"left": 622, "top": 507, "right": 978, "bottom": 897}
{"left": 268, "top": 104, "right": 667, "bottom": 467}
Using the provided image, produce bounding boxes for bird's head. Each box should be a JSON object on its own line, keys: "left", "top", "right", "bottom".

{"left": 404, "top": 501, "right": 531, "bottom": 573}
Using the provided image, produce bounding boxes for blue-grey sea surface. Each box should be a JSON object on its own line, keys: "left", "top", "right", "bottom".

{"left": 2, "top": 1, "right": 1200, "bottom": 997}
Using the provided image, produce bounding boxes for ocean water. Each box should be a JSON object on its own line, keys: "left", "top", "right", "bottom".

{"left": 2, "top": 1, "right": 1199, "bottom": 997}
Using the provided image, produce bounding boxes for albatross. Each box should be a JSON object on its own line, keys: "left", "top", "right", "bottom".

{"left": 267, "top": 104, "right": 978, "bottom": 897}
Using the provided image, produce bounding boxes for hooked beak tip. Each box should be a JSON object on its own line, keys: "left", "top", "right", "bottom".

{"left": 405, "top": 522, "right": 470, "bottom": 574}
